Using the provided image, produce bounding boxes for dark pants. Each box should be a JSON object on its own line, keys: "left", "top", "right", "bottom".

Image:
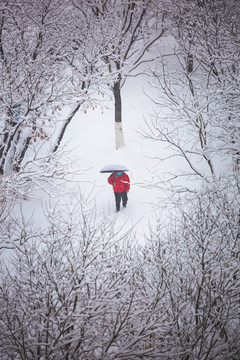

{"left": 114, "top": 191, "right": 128, "bottom": 211}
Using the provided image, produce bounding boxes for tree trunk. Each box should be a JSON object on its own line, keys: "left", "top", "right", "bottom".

{"left": 13, "top": 135, "right": 32, "bottom": 173}
{"left": 52, "top": 104, "right": 81, "bottom": 154}
{"left": 113, "top": 80, "right": 124, "bottom": 150}
{"left": 0, "top": 132, "right": 9, "bottom": 175}
{"left": 0, "top": 122, "right": 21, "bottom": 175}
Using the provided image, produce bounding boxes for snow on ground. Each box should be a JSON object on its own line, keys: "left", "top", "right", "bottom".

{"left": 4, "top": 70, "right": 177, "bottom": 252}
{"left": 61, "top": 75, "right": 170, "bottom": 242}
{"left": 2, "top": 37, "right": 183, "bottom": 250}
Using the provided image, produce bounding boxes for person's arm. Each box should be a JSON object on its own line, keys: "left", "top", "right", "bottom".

{"left": 108, "top": 173, "right": 114, "bottom": 185}
{"left": 124, "top": 174, "right": 130, "bottom": 192}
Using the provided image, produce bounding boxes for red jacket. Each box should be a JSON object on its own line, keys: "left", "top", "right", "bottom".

{"left": 108, "top": 172, "right": 130, "bottom": 193}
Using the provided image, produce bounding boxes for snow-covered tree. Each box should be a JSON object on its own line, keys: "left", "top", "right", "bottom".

{"left": 1, "top": 186, "right": 239, "bottom": 359}
{"left": 72, "top": 0, "right": 167, "bottom": 149}
{"left": 0, "top": 0, "right": 69, "bottom": 174}
{"left": 143, "top": 0, "right": 240, "bottom": 192}
{"left": 142, "top": 187, "right": 240, "bottom": 359}
{"left": 0, "top": 0, "right": 112, "bottom": 174}
{"left": 0, "top": 194, "right": 172, "bottom": 359}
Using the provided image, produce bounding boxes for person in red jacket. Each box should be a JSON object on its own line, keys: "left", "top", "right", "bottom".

{"left": 108, "top": 171, "right": 130, "bottom": 212}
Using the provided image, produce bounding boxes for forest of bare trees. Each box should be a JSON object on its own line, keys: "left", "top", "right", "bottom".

{"left": 0, "top": 0, "right": 239, "bottom": 359}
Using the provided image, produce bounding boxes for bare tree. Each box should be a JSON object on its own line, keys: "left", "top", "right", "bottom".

{"left": 0, "top": 193, "right": 172, "bottom": 359}
{"left": 0, "top": 0, "right": 74, "bottom": 174}
{"left": 72, "top": 0, "right": 167, "bottom": 149}
{"left": 142, "top": 187, "right": 240, "bottom": 359}
{"left": 0, "top": 0, "right": 112, "bottom": 174}
{"left": 170, "top": 0, "right": 240, "bottom": 170}
{"left": 1, "top": 183, "right": 239, "bottom": 359}
{"left": 142, "top": 0, "right": 240, "bottom": 195}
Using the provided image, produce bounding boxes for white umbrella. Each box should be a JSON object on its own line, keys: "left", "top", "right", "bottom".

{"left": 99, "top": 164, "right": 129, "bottom": 173}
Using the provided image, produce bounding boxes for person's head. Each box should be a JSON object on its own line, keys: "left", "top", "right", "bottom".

{"left": 113, "top": 171, "right": 123, "bottom": 176}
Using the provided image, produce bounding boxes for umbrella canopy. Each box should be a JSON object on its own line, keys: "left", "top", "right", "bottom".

{"left": 99, "top": 164, "right": 129, "bottom": 173}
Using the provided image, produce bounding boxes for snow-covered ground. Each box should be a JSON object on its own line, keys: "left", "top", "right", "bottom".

{"left": 58, "top": 74, "right": 171, "bottom": 242}
{"left": 2, "top": 37, "right": 188, "bottom": 249}
{"left": 3, "top": 58, "right": 189, "bottom": 251}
